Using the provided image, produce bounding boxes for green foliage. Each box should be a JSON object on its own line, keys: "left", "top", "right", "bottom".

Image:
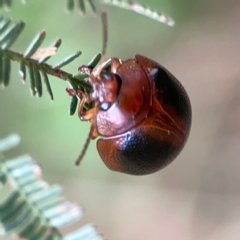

{"left": 99, "top": 0, "right": 175, "bottom": 26}
{"left": 0, "top": 0, "right": 175, "bottom": 25}
{"left": 66, "top": 0, "right": 97, "bottom": 15}
{"left": 65, "top": 0, "right": 174, "bottom": 26}
{"left": 0, "top": 17, "right": 102, "bottom": 114}
{"left": 0, "top": 134, "right": 104, "bottom": 240}
{"left": 0, "top": 17, "right": 92, "bottom": 93}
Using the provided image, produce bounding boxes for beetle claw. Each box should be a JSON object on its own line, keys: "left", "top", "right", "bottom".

{"left": 66, "top": 88, "right": 86, "bottom": 98}
{"left": 66, "top": 88, "right": 77, "bottom": 96}
{"left": 78, "top": 65, "right": 92, "bottom": 75}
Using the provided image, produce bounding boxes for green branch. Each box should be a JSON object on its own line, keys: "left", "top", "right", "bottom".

{"left": 0, "top": 0, "right": 175, "bottom": 26}
{"left": 0, "top": 47, "right": 91, "bottom": 89}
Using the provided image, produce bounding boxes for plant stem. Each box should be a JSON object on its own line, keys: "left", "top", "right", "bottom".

{"left": 0, "top": 48, "right": 91, "bottom": 90}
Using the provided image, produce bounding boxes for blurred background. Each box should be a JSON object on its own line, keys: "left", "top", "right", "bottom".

{"left": 1, "top": 0, "right": 240, "bottom": 239}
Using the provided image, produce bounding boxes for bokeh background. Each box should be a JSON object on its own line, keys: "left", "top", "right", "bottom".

{"left": 1, "top": 0, "right": 240, "bottom": 239}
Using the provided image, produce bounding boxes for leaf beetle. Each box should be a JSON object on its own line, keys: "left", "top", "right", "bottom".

{"left": 68, "top": 54, "right": 192, "bottom": 175}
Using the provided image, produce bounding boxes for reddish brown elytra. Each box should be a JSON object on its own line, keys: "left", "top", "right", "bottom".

{"left": 67, "top": 13, "right": 192, "bottom": 175}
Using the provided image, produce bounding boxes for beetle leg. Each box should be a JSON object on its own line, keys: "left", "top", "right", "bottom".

{"left": 78, "top": 65, "right": 93, "bottom": 75}
{"left": 78, "top": 102, "right": 98, "bottom": 140}
{"left": 66, "top": 88, "right": 86, "bottom": 98}
{"left": 90, "top": 58, "right": 112, "bottom": 81}
{"left": 110, "top": 58, "right": 122, "bottom": 74}
{"left": 66, "top": 88, "right": 77, "bottom": 97}
{"left": 89, "top": 121, "right": 98, "bottom": 139}
{"left": 78, "top": 107, "right": 95, "bottom": 121}
{"left": 78, "top": 95, "right": 93, "bottom": 118}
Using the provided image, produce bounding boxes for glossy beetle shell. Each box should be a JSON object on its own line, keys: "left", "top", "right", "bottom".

{"left": 78, "top": 55, "right": 191, "bottom": 175}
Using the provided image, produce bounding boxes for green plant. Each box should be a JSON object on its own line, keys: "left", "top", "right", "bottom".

{"left": 0, "top": 134, "right": 103, "bottom": 239}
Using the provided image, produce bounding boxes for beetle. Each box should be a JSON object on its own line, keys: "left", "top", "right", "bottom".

{"left": 67, "top": 55, "right": 192, "bottom": 175}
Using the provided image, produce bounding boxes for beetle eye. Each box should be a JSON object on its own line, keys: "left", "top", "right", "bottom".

{"left": 100, "top": 72, "right": 113, "bottom": 81}
{"left": 99, "top": 102, "right": 111, "bottom": 111}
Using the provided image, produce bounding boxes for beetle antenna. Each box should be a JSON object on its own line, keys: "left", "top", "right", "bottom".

{"left": 75, "top": 133, "right": 91, "bottom": 165}
{"left": 93, "top": 12, "right": 108, "bottom": 79}
{"left": 100, "top": 11, "right": 108, "bottom": 64}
